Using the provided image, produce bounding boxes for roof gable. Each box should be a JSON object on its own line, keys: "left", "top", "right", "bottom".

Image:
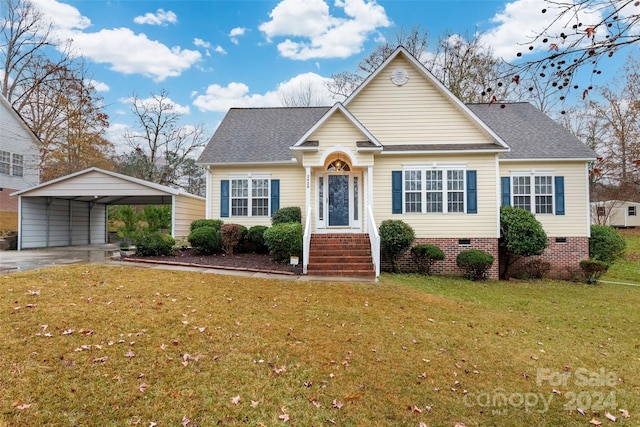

{"left": 0, "top": 94, "right": 41, "bottom": 148}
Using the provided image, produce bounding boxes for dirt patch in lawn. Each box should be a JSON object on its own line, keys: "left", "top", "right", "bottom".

{"left": 123, "top": 249, "right": 302, "bottom": 274}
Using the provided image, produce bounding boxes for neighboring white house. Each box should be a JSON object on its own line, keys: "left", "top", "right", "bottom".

{"left": 197, "top": 47, "right": 597, "bottom": 279}
{"left": 591, "top": 200, "right": 640, "bottom": 228}
{"left": 0, "top": 94, "right": 40, "bottom": 215}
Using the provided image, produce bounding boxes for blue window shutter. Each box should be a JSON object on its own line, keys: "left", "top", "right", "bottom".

{"left": 466, "top": 170, "right": 477, "bottom": 214}
{"left": 555, "top": 176, "right": 565, "bottom": 215}
{"left": 220, "top": 180, "right": 229, "bottom": 218}
{"left": 392, "top": 171, "right": 402, "bottom": 214}
{"left": 270, "top": 179, "right": 280, "bottom": 215}
{"left": 501, "top": 177, "right": 511, "bottom": 207}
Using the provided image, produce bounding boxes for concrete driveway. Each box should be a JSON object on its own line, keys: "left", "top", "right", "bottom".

{"left": 0, "top": 244, "right": 119, "bottom": 274}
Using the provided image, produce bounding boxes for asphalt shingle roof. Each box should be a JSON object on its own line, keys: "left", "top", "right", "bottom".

{"left": 197, "top": 107, "right": 330, "bottom": 164}
{"left": 466, "top": 102, "right": 596, "bottom": 160}
{"left": 197, "top": 102, "right": 596, "bottom": 165}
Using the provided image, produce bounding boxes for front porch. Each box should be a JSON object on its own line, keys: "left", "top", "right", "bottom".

{"left": 306, "top": 233, "right": 376, "bottom": 278}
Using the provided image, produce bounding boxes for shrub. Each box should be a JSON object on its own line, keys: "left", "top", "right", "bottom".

{"left": 271, "top": 207, "right": 302, "bottom": 225}
{"left": 220, "top": 223, "right": 246, "bottom": 254}
{"left": 134, "top": 231, "right": 175, "bottom": 257}
{"left": 456, "top": 249, "right": 495, "bottom": 281}
{"left": 188, "top": 226, "right": 221, "bottom": 255}
{"left": 411, "top": 244, "right": 445, "bottom": 275}
{"left": 263, "top": 222, "right": 303, "bottom": 263}
{"left": 518, "top": 259, "right": 552, "bottom": 280}
{"left": 190, "top": 219, "right": 223, "bottom": 232}
{"left": 579, "top": 259, "right": 609, "bottom": 284}
{"left": 589, "top": 225, "right": 626, "bottom": 264}
{"left": 244, "top": 225, "right": 269, "bottom": 254}
{"left": 379, "top": 220, "right": 415, "bottom": 273}
{"left": 499, "top": 206, "right": 548, "bottom": 279}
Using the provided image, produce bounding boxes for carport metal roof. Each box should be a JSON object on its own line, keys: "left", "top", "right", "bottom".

{"left": 12, "top": 167, "right": 203, "bottom": 205}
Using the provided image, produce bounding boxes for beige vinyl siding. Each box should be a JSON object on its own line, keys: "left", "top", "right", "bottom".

{"left": 346, "top": 56, "right": 494, "bottom": 146}
{"left": 500, "top": 161, "right": 590, "bottom": 236}
{"left": 207, "top": 164, "right": 306, "bottom": 228}
{"left": 302, "top": 111, "right": 375, "bottom": 167}
{"left": 173, "top": 195, "right": 206, "bottom": 240}
{"left": 372, "top": 153, "right": 499, "bottom": 238}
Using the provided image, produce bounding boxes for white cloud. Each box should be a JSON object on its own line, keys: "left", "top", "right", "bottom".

{"left": 480, "top": 0, "right": 605, "bottom": 61}
{"left": 258, "top": 0, "right": 390, "bottom": 60}
{"left": 32, "top": 0, "right": 200, "bottom": 82}
{"left": 122, "top": 95, "right": 191, "bottom": 116}
{"left": 229, "top": 27, "right": 247, "bottom": 45}
{"left": 193, "top": 72, "right": 334, "bottom": 112}
{"left": 87, "top": 79, "right": 110, "bottom": 92}
{"left": 214, "top": 45, "right": 227, "bottom": 54}
{"left": 194, "top": 38, "right": 212, "bottom": 49}
{"left": 133, "top": 9, "right": 177, "bottom": 26}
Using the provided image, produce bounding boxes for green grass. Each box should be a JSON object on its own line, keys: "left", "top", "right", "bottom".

{"left": 602, "top": 228, "right": 640, "bottom": 284}
{"left": 1, "top": 229, "right": 639, "bottom": 426}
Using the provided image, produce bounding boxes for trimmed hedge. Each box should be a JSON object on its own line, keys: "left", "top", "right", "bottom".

{"left": 456, "top": 249, "right": 495, "bottom": 281}
{"left": 379, "top": 220, "right": 415, "bottom": 273}
{"left": 263, "top": 222, "right": 303, "bottom": 263}
{"left": 221, "top": 223, "right": 246, "bottom": 254}
{"left": 411, "top": 244, "right": 445, "bottom": 275}
{"left": 190, "top": 219, "right": 224, "bottom": 232}
{"left": 271, "top": 207, "right": 302, "bottom": 225}
{"left": 188, "top": 226, "right": 221, "bottom": 255}
{"left": 134, "top": 231, "right": 175, "bottom": 257}
{"left": 579, "top": 259, "right": 609, "bottom": 284}
{"left": 244, "top": 225, "right": 269, "bottom": 254}
{"left": 589, "top": 225, "right": 626, "bottom": 264}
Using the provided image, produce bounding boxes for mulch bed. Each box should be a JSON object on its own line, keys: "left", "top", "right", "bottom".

{"left": 122, "top": 249, "right": 302, "bottom": 275}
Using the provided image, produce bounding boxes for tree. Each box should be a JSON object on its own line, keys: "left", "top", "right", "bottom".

{"left": 122, "top": 90, "right": 208, "bottom": 188}
{"left": 499, "top": 206, "right": 548, "bottom": 279}
{"left": 278, "top": 77, "right": 329, "bottom": 107}
{"left": 506, "top": 0, "right": 640, "bottom": 101}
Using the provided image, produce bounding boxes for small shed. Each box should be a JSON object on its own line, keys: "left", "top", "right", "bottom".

{"left": 12, "top": 168, "right": 205, "bottom": 249}
{"left": 591, "top": 200, "right": 640, "bottom": 228}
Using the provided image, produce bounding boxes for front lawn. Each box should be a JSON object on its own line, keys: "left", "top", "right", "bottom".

{"left": 1, "top": 261, "right": 638, "bottom": 426}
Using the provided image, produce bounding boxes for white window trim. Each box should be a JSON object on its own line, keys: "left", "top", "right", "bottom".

{"left": 402, "top": 165, "right": 467, "bottom": 214}
{"left": 229, "top": 174, "right": 272, "bottom": 218}
{"left": 510, "top": 171, "right": 555, "bottom": 215}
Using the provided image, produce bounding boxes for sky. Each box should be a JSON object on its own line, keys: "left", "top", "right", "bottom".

{"left": 30, "top": 0, "right": 638, "bottom": 153}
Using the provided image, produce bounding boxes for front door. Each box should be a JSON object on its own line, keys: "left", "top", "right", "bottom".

{"left": 328, "top": 174, "right": 349, "bottom": 226}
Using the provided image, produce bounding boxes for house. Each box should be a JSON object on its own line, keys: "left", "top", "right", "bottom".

{"left": 0, "top": 94, "right": 40, "bottom": 219}
{"left": 197, "top": 47, "right": 596, "bottom": 279}
{"left": 591, "top": 200, "right": 640, "bottom": 228}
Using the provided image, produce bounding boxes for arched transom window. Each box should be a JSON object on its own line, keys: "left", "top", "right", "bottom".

{"left": 327, "top": 159, "right": 350, "bottom": 171}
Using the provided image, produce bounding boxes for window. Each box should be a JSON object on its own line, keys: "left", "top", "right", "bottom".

{"left": 403, "top": 167, "right": 465, "bottom": 213}
{"left": 0, "top": 151, "right": 10, "bottom": 175}
{"left": 12, "top": 154, "right": 23, "bottom": 177}
{"left": 512, "top": 175, "right": 554, "bottom": 214}
{"left": 629, "top": 206, "right": 637, "bottom": 217}
{"left": 230, "top": 178, "right": 270, "bottom": 217}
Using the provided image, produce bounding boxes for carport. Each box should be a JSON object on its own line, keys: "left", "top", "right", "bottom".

{"left": 12, "top": 167, "right": 205, "bottom": 250}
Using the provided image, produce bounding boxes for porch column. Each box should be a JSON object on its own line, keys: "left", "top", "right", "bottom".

{"left": 305, "top": 166, "right": 311, "bottom": 219}
{"left": 367, "top": 165, "right": 373, "bottom": 228}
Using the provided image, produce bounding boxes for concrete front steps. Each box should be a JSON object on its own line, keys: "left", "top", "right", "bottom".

{"left": 307, "top": 233, "right": 376, "bottom": 278}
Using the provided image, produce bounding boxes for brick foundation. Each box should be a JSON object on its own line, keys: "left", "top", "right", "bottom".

{"left": 382, "top": 237, "right": 500, "bottom": 280}
{"left": 510, "top": 237, "right": 589, "bottom": 280}
{"left": 0, "top": 188, "right": 18, "bottom": 212}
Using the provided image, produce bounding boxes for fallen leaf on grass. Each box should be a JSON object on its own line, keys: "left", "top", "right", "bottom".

{"left": 139, "top": 383, "right": 148, "bottom": 393}
{"left": 124, "top": 350, "right": 135, "bottom": 358}
{"left": 62, "top": 329, "right": 75, "bottom": 335}
{"left": 27, "top": 289, "right": 40, "bottom": 295}
{"left": 11, "top": 401, "right": 31, "bottom": 410}
{"left": 589, "top": 419, "right": 602, "bottom": 426}
{"left": 455, "top": 423, "right": 467, "bottom": 427}
{"left": 619, "top": 409, "right": 629, "bottom": 418}
{"left": 181, "top": 416, "right": 191, "bottom": 426}
{"left": 332, "top": 399, "right": 343, "bottom": 409}
{"left": 577, "top": 408, "right": 586, "bottom": 416}
{"left": 230, "top": 395, "right": 241, "bottom": 405}
{"left": 604, "top": 412, "right": 617, "bottom": 422}
{"left": 251, "top": 400, "right": 259, "bottom": 408}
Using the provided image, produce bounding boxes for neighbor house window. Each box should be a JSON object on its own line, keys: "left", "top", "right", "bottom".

{"left": 404, "top": 167, "right": 465, "bottom": 213}
{"left": 629, "top": 206, "right": 637, "bottom": 217}
{"left": 231, "top": 178, "right": 270, "bottom": 217}
{"left": 12, "top": 154, "right": 23, "bottom": 177}
{"left": 0, "top": 151, "right": 10, "bottom": 175}
{"left": 512, "top": 175, "right": 554, "bottom": 214}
